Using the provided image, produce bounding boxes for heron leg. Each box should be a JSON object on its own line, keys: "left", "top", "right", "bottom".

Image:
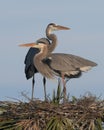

{"left": 31, "top": 75, "right": 35, "bottom": 101}
{"left": 43, "top": 77, "right": 47, "bottom": 101}
{"left": 65, "top": 78, "right": 70, "bottom": 85}
{"left": 62, "top": 74, "right": 67, "bottom": 103}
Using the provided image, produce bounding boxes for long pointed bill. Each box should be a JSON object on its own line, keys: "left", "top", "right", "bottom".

{"left": 19, "top": 43, "right": 38, "bottom": 47}
{"left": 55, "top": 25, "right": 70, "bottom": 30}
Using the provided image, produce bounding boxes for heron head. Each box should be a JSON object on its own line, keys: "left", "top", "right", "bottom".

{"left": 47, "top": 23, "right": 70, "bottom": 32}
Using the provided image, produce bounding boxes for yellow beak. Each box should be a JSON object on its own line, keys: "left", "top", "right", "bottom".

{"left": 55, "top": 25, "right": 70, "bottom": 30}
{"left": 19, "top": 43, "right": 39, "bottom": 48}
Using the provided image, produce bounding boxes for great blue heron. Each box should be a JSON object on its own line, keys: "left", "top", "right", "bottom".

{"left": 19, "top": 42, "right": 97, "bottom": 102}
{"left": 24, "top": 23, "right": 70, "bottom": 100}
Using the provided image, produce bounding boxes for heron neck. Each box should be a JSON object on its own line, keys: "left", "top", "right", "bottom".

{"left": 34, "top": 45, "right": 48, "bottom": 61}
{"left": 46, "top": 30, "right": 57, "bottom": 53}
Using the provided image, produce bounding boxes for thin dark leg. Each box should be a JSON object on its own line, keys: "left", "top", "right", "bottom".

{"left": 43, "top": 77, "right": 47, "bottom": 101}
{"left": 62, "top": 75, "right": 66, "bottom": 103}
{"left": 31, "top": 75, "right": 35, "bottom": 101}
{"left": 65, "top": 78, "right": 70, "bottom": 85}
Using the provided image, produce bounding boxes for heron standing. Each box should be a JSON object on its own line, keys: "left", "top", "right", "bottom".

{"left": 19, "top": 43, "right": 97, "bottom": 102}
{"left": 24, "top": 23, "right": 70, "bottom": 100}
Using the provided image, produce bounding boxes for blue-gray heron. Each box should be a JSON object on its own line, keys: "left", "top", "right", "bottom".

{"left": 20, "top": 42, "right": 97, "bottom": 102}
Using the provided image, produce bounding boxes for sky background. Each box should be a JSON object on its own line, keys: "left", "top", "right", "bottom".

{"left": 0, "top": 0, "right": 104, "bottom": 101}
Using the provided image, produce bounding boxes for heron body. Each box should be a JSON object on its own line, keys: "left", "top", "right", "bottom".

{"left": 33, "top": 44, "right": 97, "bottom": 79}
{"left": 20, "top": 43, "right": 97, "bottom": 102}
{"left": 24, "top": 38, "right": 50, "bottom": 100}
{"left": 23, "top": 23, "right": 70, "bottom": 100}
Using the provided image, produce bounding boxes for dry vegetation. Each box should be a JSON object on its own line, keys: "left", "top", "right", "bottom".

{"left": 0, "top": 91, "right": 104, "bottom": 130}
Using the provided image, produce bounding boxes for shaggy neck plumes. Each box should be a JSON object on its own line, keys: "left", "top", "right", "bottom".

{"left": 33, "top": 44, "right": 55, "bottom": 79}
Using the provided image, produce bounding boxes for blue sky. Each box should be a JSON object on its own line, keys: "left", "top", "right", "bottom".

{"left": 0, "top": 0, "right": 104, "bottom": 101}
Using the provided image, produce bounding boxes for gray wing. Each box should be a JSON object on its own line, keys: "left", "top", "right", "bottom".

{"left": 48, "top": 53, "right": 97, "bottom": 72}
{"left": 24, "top": 48, "right": 39, "bottom": 79}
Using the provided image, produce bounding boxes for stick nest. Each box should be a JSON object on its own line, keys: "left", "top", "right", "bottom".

{"left": 0, "top": 95, "right": 104, "bottom": 130}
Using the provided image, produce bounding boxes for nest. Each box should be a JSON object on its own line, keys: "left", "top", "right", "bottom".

{"left": 0, "top": 95, "right": 104, "bottom": 130}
